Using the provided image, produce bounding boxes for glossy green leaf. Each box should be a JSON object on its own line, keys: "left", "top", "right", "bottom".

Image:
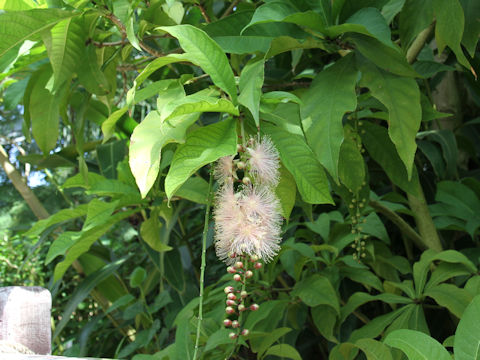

{"left": 424, "top": 284, "right": 472, "bottom": 318}
{"left": 29, "top": 67, "right": 63, "bottom": 154}
{"left": 454, "top": 294, "right": 480, "bottom": 360}
{"left": 53, "top": 210, "right": 137, "bottom": 281}
{"left": 26, "top": 204, "right": 89, "bottom": 237}
{"left": 161, "top": 92, "right": 239, "bottom": 122}
{"left": 78, "top": 45, "right": 110, "bottom": 95}
{"left": 433, "top": 0, "right": 470, "bottom": 69}
{"left": 350, "top": 307, "right": 408, "bottom": 342}
{"left": 356, "top": 338, "right": 394, "bottom": 360}
{"left": 250, "top": 327, "right": 292, "bottom": 356}
{"left": 301, "top": 54, "right": 358, "bottom": 182}
{"left": 361, "top": 122, "right": 421, "bottom": 196}
{"left": 263, "top": 344, "right": 302, "bottom": 360}
{"left": 312, "top": 305, "right": 338, "bottom": 342}
{"left": 43, "top": 17, "right": 86, "bottom": 91}
{"left": 417, "top": 130, "right": 458, "bottom": 179}
{"left": 96, "top": 140, "right": 126, "bottom": 179}
{"left": 0, "top": 9, "right": 76, "bottom": 57}
{"left": 238, "top": 57, "right": 264, "bottom": 126}
{"left": 426, "top": 262, "right": 473, "bottom": 289}
{"left": 351, "top": 34, "right": 418, "bottom": 77}
{"left": 140, "top": 215, "right": 173, "bottom": 253}
{"left": 160, "top": 25, "right": 237, "bottom": 103}
{"left": 359, "top": 61, "right": 421, "bottom": 177}
{"left": 165, "top": 118, "right": 237, "bottom": 200}
{"left": 175, "top": 176, "right": 209, "bottom": 204}
{"left": 292, "top": 274, "right": 340, "bottom": 313}
{"left": 263, "top": 122, "right": 333, "bottom": 204}
{"left": 275, "top": 164, "right": 296, "bottom": 220}
{"left": 460, "top": 0, "right": 480, "bottom": 57}
{"left": 102, "top": 79, "right": 179, "bottom": 141}
{"left": 382, "top": 0, "right": 407, "bottom": 24}
{"left": 129, "top": 110, "right": 199, "bottom": 198}
{"left": 399, "top": 0, "right": 434, "bottom": 49}
{"left": 384, "top": 329, "right": 451, "bottom": 360}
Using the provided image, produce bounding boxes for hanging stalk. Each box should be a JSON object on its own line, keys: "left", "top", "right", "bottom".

{"left": 193, "top": 169, "right": 214, "bottom": 360}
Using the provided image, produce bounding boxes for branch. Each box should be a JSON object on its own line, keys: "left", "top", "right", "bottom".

{"left": 369, "top": 200, "right": 427, "bottom": 251}
{"left": 220, "top": 0, "right": 241, "bottom": 19}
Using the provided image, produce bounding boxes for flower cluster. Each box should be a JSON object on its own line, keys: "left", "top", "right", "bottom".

{"left": 214, "top": 136, "right": 282, "bottom": 264}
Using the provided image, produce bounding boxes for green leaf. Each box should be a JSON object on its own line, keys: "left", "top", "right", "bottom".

{"left": 341, "top": 292, "right": 411, "bottom": 323}
{"left": 102, "top": 79, "right": 179, "bottom": 141}
{"left": 384, "top": 329, "right": 451, "bottom": 360}
{"left": 140, "top": 215, "right": 173, "bottom": 253}
{"left": 460, "top": 0, "right": 480, "bottom": 57}
{"left": 250, "top": 327, "right": 292, "bottom": 356}
{"left": 43, "top": 17, "right": 86, "bottom": 91}
{"left": 26, "top": 204, "right": 89, "bottom": 237}
{"left": 263, "top": 344, "right": 302, "bottom": 360}
{"left": 454, "top": 294, "right": 480, "bottom": 360}
{"left": 52, "top": 258, "right": 126, "bottom": 340}
{"left": 275, "top": 164, "right": 296, "bottom": 220}
{"left": 0, "top": 9, "right": 76, "bottom": 57}
{"left": 164, "top": 248, "right": 185, "bottom": 293}
{"left": 326, "top": 7, "right": 392, "bottom": 46}
{"left": 312, "top": 305, "right": 338, "bottom": 343}
{"left": 424, "top": 284, "right": 472, "bottom": 318}
{"left": 382, "top": 0, "right": 407, "bottom": 24}
{"left": 175, "top": 176, "right": 209, "bottom": 204}
{"left": 78, "top": 45, "right": 110, "bottom": 95}
{"left": 96, "top": 140, "right": 126, "bottom": 179}
{"left": 263, "top": 122, "right": 333, "bottom": 204}
{"left": 53, "top": 210, "right": 137, "bottom": 281}
{"left": 359, "top": 60, "right": 421, "bottom": 178}
{"left": 159, "top": 25, "right": 237, "bottom": 103}
{"left": 350, "top": 307, "right": 408, "bottom": 342}
{"left": 129, "top": 110, "right": 199, "bottom": 198}
{"left": 244, "top": 300, "right": 289, "bottom": 330}
{"left": 29, "top": 66, "right": 63, "bottom": 154}
{"left": 433, "top": 0, "right": 470, "bottom": 69}
{"left": 130, "top": 266, "right": 146, "bottom": 288}
{"left": 417, "top": 130, "right": 458, "bottom": 179}
{"left": 161, "top": 92, "right": 239, "bottom": 122}
{"left": 165, "top": 118, "right": 237, "bottom": 200}
{"left": 292, "top": 274, "right": 340, "bottom": 313}
{"left": 361, "top": 122, "right": 421, "bottom": 196}
{"left": 338, "top": 135, "right": 365, "bottom": 192}
{"left": 351, "top": 34, "right": 418, "bottom": 77}
{"left": 399, "top": 0, "right": 434, "bottom": 50}
{"left": 426, "top": 262, "right": 473, "bottom": 289}
{"left": 301, "top": 54, "right": 358, "bottom": 182}
{"left": 356, "top": 338, "right": 394, "bottom": 360}
{"left": 238, "top": 57, "right": 264, "bottom": 127}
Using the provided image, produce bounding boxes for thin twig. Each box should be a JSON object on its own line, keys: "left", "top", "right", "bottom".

{"left": 220, "top": 0, "right": 241, "bottom": 19}
{"left": 196, "top": 3, "right": 211, "bottom": 23}
{"left": 193, "top": 170, "right": 214, "bottom": 360}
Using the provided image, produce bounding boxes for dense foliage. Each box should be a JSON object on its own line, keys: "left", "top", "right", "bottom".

{"left": 1, "top": 0, "right": 480, "bottom": 359}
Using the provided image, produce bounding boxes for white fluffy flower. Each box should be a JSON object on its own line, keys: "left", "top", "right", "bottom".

{"left": 247, "top": 136, "right": 280, "bottom": 186}
{"left": 214, "top": 156, "right": 235, "bottom": 184}
{"left": 214, "top": 185, "right": 282, "bottom": 263}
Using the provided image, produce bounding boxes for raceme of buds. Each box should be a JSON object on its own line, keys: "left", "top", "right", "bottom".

{"left": 238, "top": 304, "right": 246, "bottom": 312}
{"left": 225, "top": 306, "right": 235, "bottom": 315}
{"left": 232, "top": 320, "right": 239, "bottom": 328}
{"left": 226, "top": 299, "right": 237, "bottom": 306}
{"left": 224, "top": 286, "right": 234, "bottom": 294}
{"left": 227, "top": 266, "right": 236, "bottom": 274}
{"left": 229, "top": 332, "right": 237, "bottom": 340}
{"left": 233, "top": 274, "right": 242, "bottom": 282}
{"left": 227, "top": 293, "right": 237, "bottom": 300}
{"left": 223, "top": 319, "right": 232, "bottom": 327}
{"left": 241, "top": 329, "right": 250, "bottom": 336}
{"left": 245, "top": 270, "right": 253, "bottom": 278}
{"left": 250, "top": 304, "right": 259, "bottom": 311}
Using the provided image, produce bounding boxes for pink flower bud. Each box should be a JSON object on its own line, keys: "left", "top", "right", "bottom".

{"left": 233, "top": 274, "right": 242, "bottom": 282}
{"left": 240, "top": 291, "right": 248, "bottom": 299}
{"left": 242, "top": 176, "right": 251, "bottom": 185}
{"left": 250, "top": 304, "right": 259, "bottom": 311}
{"left": 245, "top": 270, "right": 253, "bottom": 278}
{"left": 234, "top": 261, "right": 244, "bottom": 269}
{"left": 237, "top": 144, "right": 244, "bottom": 152}
{"left": 226, "top": 299, "right": 237, "bottom": 306}
{"left": 229, "top": 332, "right": 237, "bottom": 340}
{"left": 238, "top": 304, "right": 246, "bottom": 312}
{"left": 224, "top": 286, "right": 234, "bottom": 294}
{"left": 227, "top": 293, "right": 237, "bottom": 300}
{"left": 250, "top": 255, "right": 259, "bottom": 262}
{"left": 227, "top": 266, "right": 236, "bottom": 274}
{"left": 225, "top": 306, "right": 235, "bottom": 315}
{"left": 229, "top": 252, "right": 237, "bottom": 259}
{"left": 232, "top": 320, "right": 239, "bottom": 328}
{"left": 223, "top": 319, "right": 232, "bottom": 327}
{"left": 241, "top": 329, "right": 249, "bottom": 336}
{"left": 254, "top": 262, "right": 262, "bottom": 269}
{"left": 237, "top": 161, "right": 246, "bottom": 170}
